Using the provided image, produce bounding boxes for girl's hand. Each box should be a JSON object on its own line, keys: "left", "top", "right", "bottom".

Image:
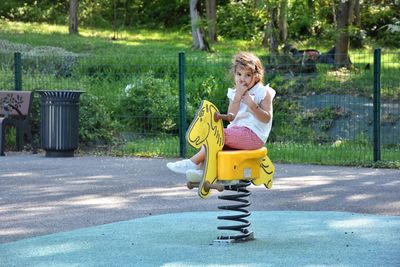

{"left": 235, "top": 82, "right": 249, "bottom": 97}
{"left": 242, "top": 92, "right": 256, "bottom": 108}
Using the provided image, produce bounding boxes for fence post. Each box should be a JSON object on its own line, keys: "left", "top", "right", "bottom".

{"left": 373, "top": 48, "right": 381, "bottom": 162}
{"left": 14, "top": 52, "right": 22, "bottom": 91}
{"left": 178, "top": 52, "right": 187, "bottom": 157}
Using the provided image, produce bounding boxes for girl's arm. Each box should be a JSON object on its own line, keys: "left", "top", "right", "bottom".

{"left": 243, "top": 88, "right": 275, "bottom": 123}
{"left": 227, "top": 83, "right": 248, "bottom": 115}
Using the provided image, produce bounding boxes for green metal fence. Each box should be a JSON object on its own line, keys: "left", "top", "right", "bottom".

{"left": 0, "top": 49, "right": 399, "bottom": 166}
{"left": 180, "top": 49, "right": 400, "bottom": 166}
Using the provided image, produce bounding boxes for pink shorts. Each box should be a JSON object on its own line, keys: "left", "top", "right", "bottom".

{"left": 223, "top": 126, "right": 264, "bottom": 150}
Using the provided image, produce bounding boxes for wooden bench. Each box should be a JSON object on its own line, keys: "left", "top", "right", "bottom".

{"left": 0, "top": 91, "right": 34, "bottom": 156}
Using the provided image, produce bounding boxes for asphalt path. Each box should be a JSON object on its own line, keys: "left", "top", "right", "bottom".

{"left": 1, "top": 152, "right": 399, "bottom": 244}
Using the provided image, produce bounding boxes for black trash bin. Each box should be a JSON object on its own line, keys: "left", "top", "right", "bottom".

{"left": 38, "top": 90, "right": 84, "bottom": 157}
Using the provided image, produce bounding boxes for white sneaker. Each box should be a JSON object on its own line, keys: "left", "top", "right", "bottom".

{"left": 186, "top": 169, "right": 204, "bottom": 183}
{"left": 166, "top": 159, "right": 199, "bottom": 174}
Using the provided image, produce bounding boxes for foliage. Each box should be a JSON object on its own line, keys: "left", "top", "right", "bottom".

{"left": 217, "top": 2, "right": 266, "bottom": 40}
{"left": 114, "top": 71, "right": 179, "bottom": 134}
{"left": 287, "top": 0, "right": 316, "bottom": 39}
{"left": 361, "top": 4, "right": 400, "bottom": 47}
{"left": 268, "top": 141, "right": 400, "bottom": 167}
{"left": 0, "top": 0, "right": 189, "bottom": 29}
{"left": 79, "top": 92, "right": 116, "bottom": 146}
{"left": 1, "top": 1, "right": 399, "bottom": 47}
{"left": 119, "top": 135, "right": 180, "bottom": 157}
{"left": 0, "top": 0, "right": 68, "bottom": 24}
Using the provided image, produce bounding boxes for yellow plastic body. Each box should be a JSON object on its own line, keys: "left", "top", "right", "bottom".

{"left": 218, "top": 147, "right": 266, "bottom": 180}
{"left": 186, "top": 100, "right": 224, "bottom": 199}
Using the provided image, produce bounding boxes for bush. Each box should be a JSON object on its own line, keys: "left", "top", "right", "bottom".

{"left": 0, "top": 1, "right": 67, "bottom": 24}
{"left": 79, "top": 92, "right": 117, "bottom": 146}
{"left": 362, "top": 5, "right": 400, "bottom": 48}
{"left": 114, "top": 71, "right": 179, "bottom": 134}
{"left": 217, "top": 2, "right": 266, "bottom": 40}
{"left": 22, "top": 46, "right": 79, "bottom": 77}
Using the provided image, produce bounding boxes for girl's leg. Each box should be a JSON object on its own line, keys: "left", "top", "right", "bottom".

{"left": 190, "top": 145, "right": 205, "bottom": 165}
{"left": 224, "top": 126, "right": 264, "bottom": 150}
{"left": 166, "top": 147, "right": 203, "bottom": 174}
{"left": 186, "top": 127, "right": 264, "bottom": 182}
{"left": 190, "top": 127, "right": 263, "bottom": 165}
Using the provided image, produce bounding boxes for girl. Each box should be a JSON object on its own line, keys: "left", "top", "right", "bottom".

{"left": 167, "top": 52, "right": 276, "bottom": 182}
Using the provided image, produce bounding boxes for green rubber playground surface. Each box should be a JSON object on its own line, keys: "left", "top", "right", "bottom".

{"left": 1, "top": 211, "right": 399, "bottom": 267}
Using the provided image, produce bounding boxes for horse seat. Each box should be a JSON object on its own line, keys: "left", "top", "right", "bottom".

{"left": 217, "top": 147, "right": 266, "bottom": 180}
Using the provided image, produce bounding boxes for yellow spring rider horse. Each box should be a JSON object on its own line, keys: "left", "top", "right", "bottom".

{"left": 186, "top": 100, "right": 275, "bottom": 199}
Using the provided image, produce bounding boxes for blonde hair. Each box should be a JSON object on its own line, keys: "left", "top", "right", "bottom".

{"left": 231, "top": 52, "right": 264, "bottom": 84}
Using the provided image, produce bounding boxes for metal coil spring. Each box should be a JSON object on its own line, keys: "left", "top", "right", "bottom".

{"left": 216, "top": 180, "right": 253, "bottom": 242}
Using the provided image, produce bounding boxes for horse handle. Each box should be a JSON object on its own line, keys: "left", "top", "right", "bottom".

{"left": 214, "top": 112, "right": 235, "bottom": 122}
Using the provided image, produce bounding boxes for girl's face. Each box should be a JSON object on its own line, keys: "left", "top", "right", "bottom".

{"left": 234, "top": 66, "right": 257, "bottom": 90}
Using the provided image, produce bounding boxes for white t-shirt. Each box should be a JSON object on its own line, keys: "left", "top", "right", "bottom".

{"left": 226, "top": 83, "right": 276, "bottom": 143}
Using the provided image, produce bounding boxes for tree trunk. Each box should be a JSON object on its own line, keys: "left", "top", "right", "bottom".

{"left": 190, "top": 0, "right": 210, "bottom": 51}
{"left": 331, "top": 0, "right": 337, "bottom": 28}
{"left": 205, "top": 0, "right": 217, "bottom": 43}
{"left": 278, "top": 0, "right": 288, "bottom": 45}
{"left": 112, "top": 0, "right": 117, "bottom": 40}
{"left": 69, "top": 0, "right": 79, "bottom": 35}
{"left": 354, "top": 0, "right": 360, "bottom": 27}
{"left": 351, "top": 0, "right": 363, "bottom": 48}
{"left": 263, "top": 1, "right": 287, "bottom": 55}
{"left": 263, "top": 4, "right": 279, "bottom": 59}
{"left": 334, "top": 0, "right": 355, "bottom": 68}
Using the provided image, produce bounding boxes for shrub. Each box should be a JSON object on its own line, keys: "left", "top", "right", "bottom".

{"left": 114, "top": 71, "right": 179, "bottom": 134}
{"left": 79, "top": 92, "right": 117, "bottom": 146}
{"left": 217, "top": 2, "right": 266, "bottom": 40}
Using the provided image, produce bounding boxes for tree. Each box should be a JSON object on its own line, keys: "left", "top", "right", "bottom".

{"left": 190, "top": 0, "right": 210, "bottom": 51}
{"left": 263, "top": 1, "right": 288, "bottom": 61}
{"left": 205, "top": 0, "right": 217, "bottom": 43}
{"left": 334, "top": 0, "right": 356, "bottom": 68}
{"left": 278, "top": 0, "right": 288, "bottom": 46}
{"left": 69, "top": 0, "right": 79, "bottom": 34}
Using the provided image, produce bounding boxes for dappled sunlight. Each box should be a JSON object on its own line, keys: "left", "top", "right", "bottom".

{"left": 0, "top": 20, "right": 190, "bottom": 52}
{"left": 133, "top": 186, "right": 195, "bottom": 198}
{"left": 346, "top": 194, "right": 375, "bottom": 202}
{"left": 362, "top": 180, "right": 378, "bottom": 186}
{"left": 327, "top": 69, "right": 352, "bottom": 82}
{"left": 66, "top": 175, "right": 114, "bottom": 184}
{"left": 0, "top": 204, "right": 56, "bottom": 220}
{"left": 0, "top": 21, "right": 68, "bottom": 35}
{"left": 20, "top": 206, "right": 55, "bottom": 213}
{"left": 64, "top": 195, "right": 129, "bottom": 209}
{"left": 328, "top": 217, "right": 377, "bottom": 228}
{"left": 21, "top": 242, "right": 88, "bottom": 257}
{"left": 276, "top": 176, "right": 334, "bottom": 190}
{"left": 383, "top": 180, "right": 400, "bottom": 186}
{"left": 46, "top": 173, "right": 74, "bottom": 179}
{"left": 301, "top": 195, "right": 335, "bottom": 202}
{"left": 80, "top": 28, "right": 190, "bottom": 43}
{"left": 0, "top": 227, "right": 34, "bottom": 238}
{"left": 118, "top": 41, "right": 142, "bottom": 47}
{"left": 0, "top": 172, "right": 33, "bottom": 177}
